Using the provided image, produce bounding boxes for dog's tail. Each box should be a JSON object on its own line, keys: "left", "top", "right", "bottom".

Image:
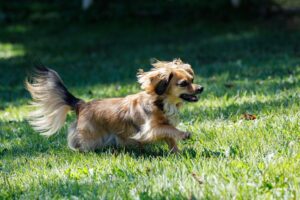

{"left": 25, "top": 66, "right": 82, "bottom": 137}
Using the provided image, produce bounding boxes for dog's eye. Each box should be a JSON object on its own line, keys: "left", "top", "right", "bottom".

{"left": 178, "top": 80, "right": 189, "bottom": 87}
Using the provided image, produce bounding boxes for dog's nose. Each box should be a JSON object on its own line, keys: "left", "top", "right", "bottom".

{"left": 195, "top": 86, "right": 204, "bottom": 94}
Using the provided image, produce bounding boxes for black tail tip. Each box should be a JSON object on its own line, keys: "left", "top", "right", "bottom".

{"left": 34, "top": 65, "right": 50, "bottom": 74}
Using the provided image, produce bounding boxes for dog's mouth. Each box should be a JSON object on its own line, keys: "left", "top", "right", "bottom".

{"left": 180, "top": 94, "right": 199, "bottom": 102}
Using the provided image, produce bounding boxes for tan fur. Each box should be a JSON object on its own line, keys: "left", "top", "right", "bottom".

{"left": 26, "top": 59, "right": 203, "bottom": 153}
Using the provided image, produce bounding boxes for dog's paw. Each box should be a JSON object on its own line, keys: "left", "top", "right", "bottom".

{"left": 170, "top": 146, "right": 180, "bottom": 154}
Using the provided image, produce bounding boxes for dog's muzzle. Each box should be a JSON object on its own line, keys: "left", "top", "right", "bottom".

{"left": 180, "top": 86, "right": 204, "bottom": 102}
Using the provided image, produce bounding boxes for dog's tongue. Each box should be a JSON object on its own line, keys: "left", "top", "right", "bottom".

{"left": 190, "top": 95, "right": 198, "bottom": 101}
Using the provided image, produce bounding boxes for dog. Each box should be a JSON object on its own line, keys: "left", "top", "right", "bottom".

{"left": 25, "top": 59, "right": 204, "bottom": 153}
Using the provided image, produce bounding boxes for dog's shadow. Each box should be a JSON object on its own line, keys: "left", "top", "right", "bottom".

{"left": 94, "top": 145, "right": 198, "bottom": 159}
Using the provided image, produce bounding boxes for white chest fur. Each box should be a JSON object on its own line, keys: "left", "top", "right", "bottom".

{"left": 163, "top": 102, "right": 180, "bottom": 126}
{"left": 131, "top": 101, "right": 180, "bottom": 142}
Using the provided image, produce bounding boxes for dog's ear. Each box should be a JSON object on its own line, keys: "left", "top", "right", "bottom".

{"left": 137, "top": 67, "right": 172, "bottom": 95}
{"left": 155, "top": 73, "right": 173, "bottom": 95}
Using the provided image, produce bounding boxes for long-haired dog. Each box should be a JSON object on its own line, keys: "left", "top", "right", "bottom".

{"left": 25, "top": 59, "right": 204, "bottom": 153}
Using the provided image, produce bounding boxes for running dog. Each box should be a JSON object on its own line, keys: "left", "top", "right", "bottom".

{"left": 25, "top": 59, "right": 204, "bottom": 153}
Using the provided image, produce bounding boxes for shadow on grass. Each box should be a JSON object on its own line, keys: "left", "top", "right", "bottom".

{"left": 0, "top": 121, "right": 65, "bottom": 158}
{"left": 95, "top": 145, "right": 198, "bottom": 159}
{"left": 1, "top": 142, "right": 197, "bottom": 161}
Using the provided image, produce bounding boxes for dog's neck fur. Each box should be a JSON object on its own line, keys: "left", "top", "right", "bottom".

{"left": 163, "top": 100, "right": 180, "bottom": 126}
{"left": 154, "top": 97, "right": 180, "bottom": 126}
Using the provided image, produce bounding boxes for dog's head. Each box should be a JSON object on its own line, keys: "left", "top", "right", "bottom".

{"left": 137, "top": 59, "right": 204, "bottom": 103}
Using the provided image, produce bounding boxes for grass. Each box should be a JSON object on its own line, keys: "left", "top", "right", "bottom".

{"left": 0, "top": 18, "right": 300, "bottom": 199}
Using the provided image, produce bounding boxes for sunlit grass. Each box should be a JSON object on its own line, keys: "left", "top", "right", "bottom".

{"left": 0, "top": 105, "right": 30, "bottom": 122}
{"left": 0, "top": 43, "right": 25, "bottom": 59}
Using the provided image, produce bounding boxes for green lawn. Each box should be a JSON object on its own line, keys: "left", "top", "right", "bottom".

{"left": 0, "top": 18, "right": 300, "bottom": 199}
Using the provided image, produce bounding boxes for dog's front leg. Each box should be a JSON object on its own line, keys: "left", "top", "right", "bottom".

{"left": 153, "top": 124, "right": 190, "bottom": 153}
{"left": 134, "top": 123, "right": 190, "bottom": 153}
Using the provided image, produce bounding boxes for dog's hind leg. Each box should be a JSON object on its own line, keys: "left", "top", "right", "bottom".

{"left": 67, "top": 121, "right": 81, "bottom": 150}
{"left": 67, "top": 121, "right": 97, "bottom": 152}
{"left": 68, "top": 121, "right": 114, "bottom": 152}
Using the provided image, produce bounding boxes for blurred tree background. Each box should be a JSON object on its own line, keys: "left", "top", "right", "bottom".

{"left": 0, "top": 0, "right": 299, "bottom": 23}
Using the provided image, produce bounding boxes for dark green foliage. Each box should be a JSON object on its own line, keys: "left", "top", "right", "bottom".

{"left": 0, "top": 0, "right": 297, "bottom": 23}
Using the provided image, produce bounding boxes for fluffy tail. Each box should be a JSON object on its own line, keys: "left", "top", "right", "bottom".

{"left": 25, "top": 66, "right": 82, "bottom": 136}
